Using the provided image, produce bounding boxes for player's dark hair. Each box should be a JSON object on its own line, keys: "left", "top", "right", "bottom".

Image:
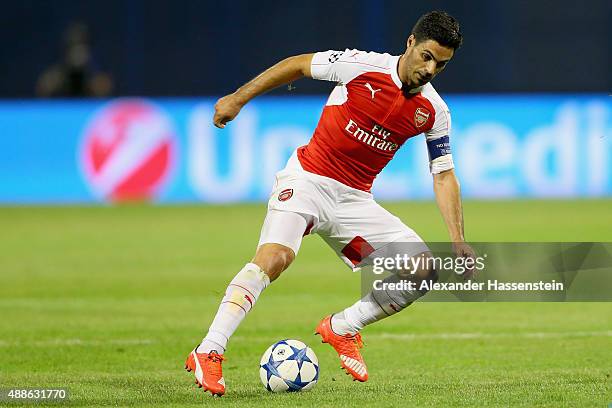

{"left": 411, "top": 11, "right": 463, "bottom": 50}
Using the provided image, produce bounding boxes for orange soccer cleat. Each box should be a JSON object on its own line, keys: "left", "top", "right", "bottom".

{"left": 315, "top": 315, "right": 368, "bottom": 382}
{"left": 184, "top": 348, "right": 226, "bottom": 396}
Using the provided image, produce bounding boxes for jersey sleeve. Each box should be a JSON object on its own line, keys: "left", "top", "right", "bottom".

{"left": 424, "top": 107, "right": 454, "bottom": 174}
{"left": 310, "top": 49, "right": 368, "bottom": 84}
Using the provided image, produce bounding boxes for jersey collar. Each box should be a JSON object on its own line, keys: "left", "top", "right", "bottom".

{"left": 390, "top": 55, "right": 423, "bottom": 94}
{"left": 390, "top": 55, "right": 403, "bottom": 89}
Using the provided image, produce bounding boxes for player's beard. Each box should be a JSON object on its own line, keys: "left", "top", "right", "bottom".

{"left": 415, "top": 72, "right": 431, "bottom": 86}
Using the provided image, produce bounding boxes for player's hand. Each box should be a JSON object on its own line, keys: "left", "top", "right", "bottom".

{"left": 213, "top": 94, "right": 244, "bottom": 128}
{"left": 452, "top": 241, "right": 477, "bottom": 280}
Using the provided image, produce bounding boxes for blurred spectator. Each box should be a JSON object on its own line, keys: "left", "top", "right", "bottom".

{"left": 36, "top": 22, "right": 113, "bottom": 98}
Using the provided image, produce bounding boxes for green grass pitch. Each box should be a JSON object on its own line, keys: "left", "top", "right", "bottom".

{"left": 1, "top": 200, "right": 611, "bottom": 407}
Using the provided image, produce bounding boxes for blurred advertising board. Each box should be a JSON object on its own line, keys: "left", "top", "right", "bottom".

{"left": 0, "top": 95, "right": 610, "bottom": 203}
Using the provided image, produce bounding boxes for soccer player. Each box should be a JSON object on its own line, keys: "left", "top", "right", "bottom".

{"left": 185, "top": 11, "right": 476, "bottom": 395}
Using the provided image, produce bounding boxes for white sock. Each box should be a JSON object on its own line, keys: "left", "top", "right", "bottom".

{"left": 331, "top": 274, "right": 424, "bottom": 335}
{"left": 197, "top": 263, "right": 270, "bottom": 354}
{"left": 331, "top": 293, "right": 389, "bottom": 335}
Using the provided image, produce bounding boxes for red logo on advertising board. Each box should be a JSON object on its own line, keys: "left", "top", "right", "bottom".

{"left": 80, "top": 99, "right": 176, "bottom": 202}
{"left": 278, "top": 188, "right": 293, "bottom": 202}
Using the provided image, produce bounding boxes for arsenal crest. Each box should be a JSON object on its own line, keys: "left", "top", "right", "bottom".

{"left": 414, "top": 107, "right": 430, "bottom": 128}
{"left": 278, "top": 188, "right": 293, "bottom": 202}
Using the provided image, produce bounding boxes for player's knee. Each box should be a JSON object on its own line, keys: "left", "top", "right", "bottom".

{"left": 409, "top": 252, "right": 438, "bottom": 295}
{"left": 252, "top": 243, "right": 295, "bottom": 282}
{"left": 420, "top": 266, "right": 438, "bottom": 290}
{"left": 414, "top": 265, "right": 438, "bottom": 297}
{"left": 273, "top": 245, "right": 295, "bottom": 270}
{"left": 411, "top": 252, "right": 437, "bottom": 280}
{"left": 418, "top": 265, "right": 438, "bottom": 282}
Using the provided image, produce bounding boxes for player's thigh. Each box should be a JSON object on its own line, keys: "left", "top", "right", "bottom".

{"left": 257, "top": 209, "right": 313, "bottom": 256}
{"left": 255, "top": 209, "right": 313, "bottom": 280}
{"left": 320, "top": 198, "right": 429, "bottom": 270}
{"left": 259, "top": 162, "right": 330, "bottom": 257}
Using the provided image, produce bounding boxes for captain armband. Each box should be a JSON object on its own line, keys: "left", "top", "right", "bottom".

{"left": 426, "top": 135, "right": 454, "bottom": 174}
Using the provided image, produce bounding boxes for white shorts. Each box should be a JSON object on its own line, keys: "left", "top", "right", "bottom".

{"left": 258, "top": 151, "right": 429, "bottom": 270}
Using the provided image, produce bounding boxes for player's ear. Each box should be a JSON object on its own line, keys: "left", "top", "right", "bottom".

{"left": 407, "top": 34, "right": 415, "bottom": 49}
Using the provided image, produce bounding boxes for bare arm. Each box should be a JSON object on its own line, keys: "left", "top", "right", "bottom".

{"left": 433, "top": 169, "right": 477, "bottom": 276}
{"left": 433, "top": 169, "right": 464, "bottom": 242}
{"left": 213, "top": 53, "right": 314, "bottom": 128}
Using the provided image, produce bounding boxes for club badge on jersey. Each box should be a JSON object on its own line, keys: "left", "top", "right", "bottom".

{"left": 278, "top": 188, "right": 293, "bottom": 202}
{"left": 414, "top": 108, "right": 430, "bottom": 128}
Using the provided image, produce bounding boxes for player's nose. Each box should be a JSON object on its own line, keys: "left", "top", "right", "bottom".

{"left": 425, "top": 61, "right": 436, "bottom": 75}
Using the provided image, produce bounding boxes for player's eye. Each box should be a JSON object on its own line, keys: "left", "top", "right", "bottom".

{"left": 422, "top": 53, "right": 430, "bottom": 61}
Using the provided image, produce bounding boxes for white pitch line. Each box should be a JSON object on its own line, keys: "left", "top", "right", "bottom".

{"left": 369, "top": 330, "right": 612, "bottom": 341}
{"left": 229, "top": 330, "right": 612, "bottom": 343}
{"left": 2, "top": 331, "right": 609, "bottom": 348}
{"left": 0, "top": 339, "right": 155, "bottom": 348}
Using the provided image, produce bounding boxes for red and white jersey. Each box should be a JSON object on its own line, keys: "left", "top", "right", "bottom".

{"left": 297, "top": 49, "right": 454, "bottom": 192}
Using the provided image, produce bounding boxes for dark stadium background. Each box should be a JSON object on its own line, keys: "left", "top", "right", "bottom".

{"left": 1, "top": 0, "right": 610, "bottom": 97}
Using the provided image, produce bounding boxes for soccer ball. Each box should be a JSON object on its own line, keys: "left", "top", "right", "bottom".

{"left": 259, "top": 339, "right": 319, "bottom": 392}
